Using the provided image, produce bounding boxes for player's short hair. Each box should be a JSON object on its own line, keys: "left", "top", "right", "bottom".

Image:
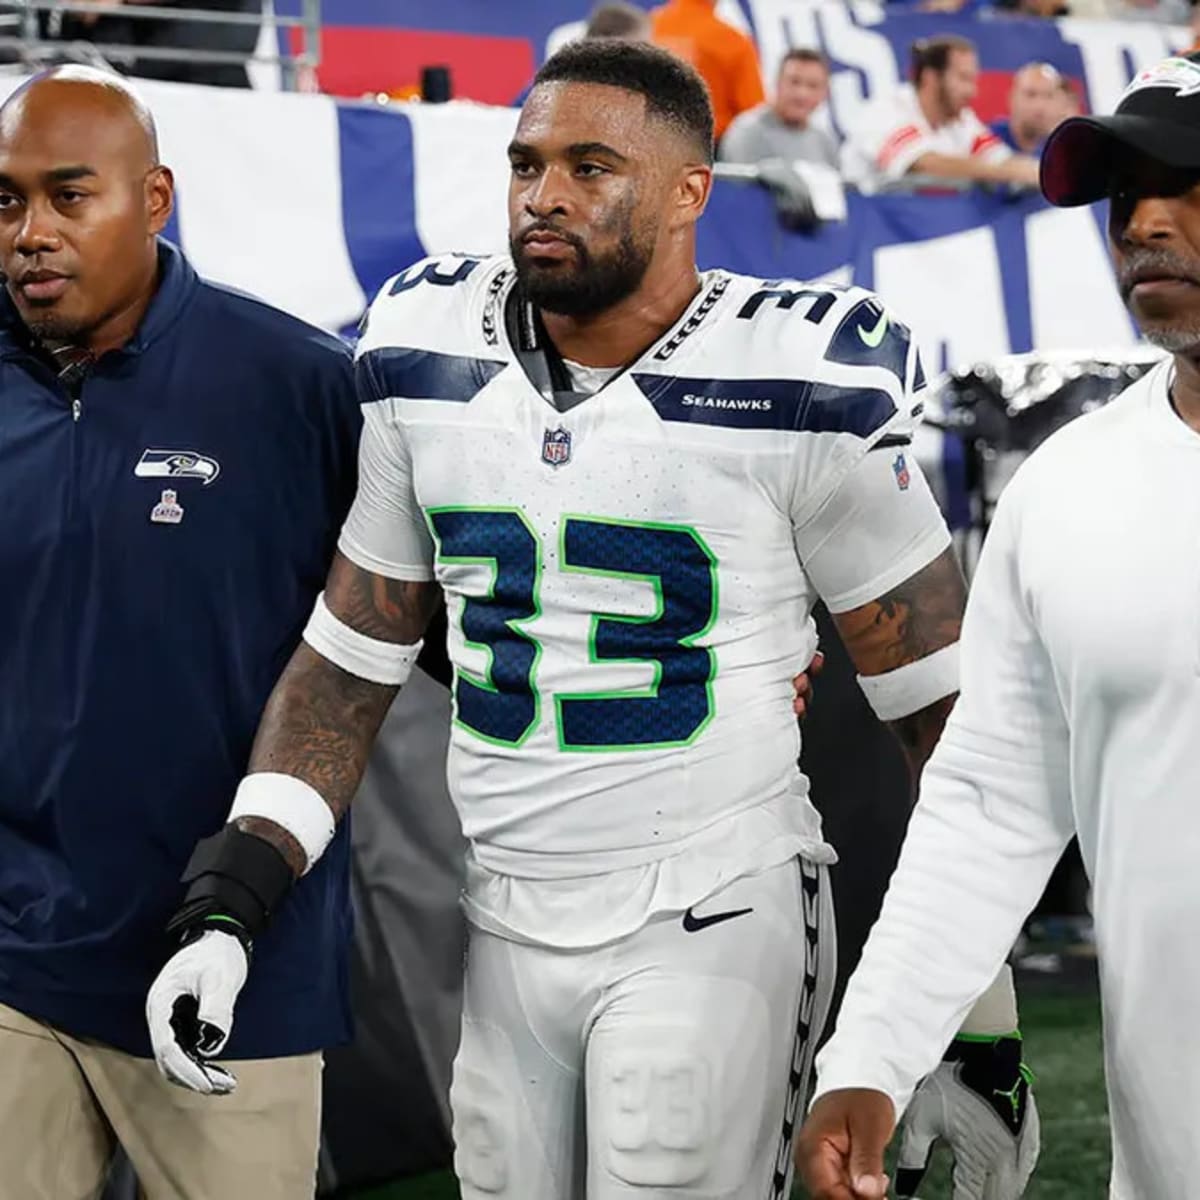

{"left": 585, "top": 1, "right": 649, "bottom": 39}
{"left": 779, "top": 47, "right": 829, "bottom": 75}
{"left": 533, "top": 39, "right": 715, "bottom": 164}
{"left": 910, "top": 34, "right": 976, "bottom": 84}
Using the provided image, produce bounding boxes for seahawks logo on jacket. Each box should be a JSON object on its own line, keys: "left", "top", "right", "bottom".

{"left": 133, "top": 448, "right": 221, "bottom": 486}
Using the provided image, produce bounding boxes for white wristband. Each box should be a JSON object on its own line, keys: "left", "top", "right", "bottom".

{"left": 228, "top": 772, "right": 336, "bottom": 876}
{"left": 302, "top": 591, "right": 423, "bottom": 686}
{"left": 857, "top": 641, "right": 960, "bottom": 721}
{"left": 959, "top": 963, "right": 1019, "bottom": 1037}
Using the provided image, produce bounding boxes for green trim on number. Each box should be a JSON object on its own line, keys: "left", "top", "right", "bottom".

{"left": 554, "top": 513, "right": 719, "bottom": 754}
{"left": 954, "top": 1031, "right": 1022, "bottom": 1044}
{"left": 424, "top": 505, "right": 544, "bottom": 749}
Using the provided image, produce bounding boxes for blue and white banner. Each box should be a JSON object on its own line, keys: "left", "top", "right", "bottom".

{"left": 50, "top": 74, "right": 1133, "bottom": 378}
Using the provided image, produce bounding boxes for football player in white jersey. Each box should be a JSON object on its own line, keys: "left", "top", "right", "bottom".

{"left": 146, "top": 39, "right": 1035, "bottom": 1200}
{"left": 797, "top": 54, "right": 1200, "bottom": 1200}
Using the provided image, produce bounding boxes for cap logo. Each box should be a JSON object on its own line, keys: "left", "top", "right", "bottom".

{"left": 1121, "top": 56, "right": 1200, "bottom": 103}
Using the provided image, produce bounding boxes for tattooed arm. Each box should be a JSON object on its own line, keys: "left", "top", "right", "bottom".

{"left": 145, "top": 554, "right": 441, "bottom": 1092}
{"left": 235, "top": 552, "right": 441, "bottom": 877}
{"left": 831, "top": 546, "right": 967, "bottom": 790}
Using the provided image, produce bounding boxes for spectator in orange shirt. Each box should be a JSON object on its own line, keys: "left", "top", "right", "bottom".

{"left": 1186, "top": 0, "right": 1200, "bottom": 53}
{"left": 651, "top": 0, "right": 764, "bottom": 142}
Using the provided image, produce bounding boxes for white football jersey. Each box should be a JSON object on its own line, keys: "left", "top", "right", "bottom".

{"left": 341, "top": 254, "right": 950, "bottom": 889}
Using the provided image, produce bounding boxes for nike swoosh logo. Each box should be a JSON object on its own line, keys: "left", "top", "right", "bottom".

{"left": 857, "top": 309, "right": 889, "bottom": 348}
{"left": 682, "top": 905, "right": 753, "bottom": 932}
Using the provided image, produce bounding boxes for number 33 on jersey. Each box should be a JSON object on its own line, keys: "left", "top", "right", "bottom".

{"left": 340, "top": 254, "right": 951, "bottom": 874}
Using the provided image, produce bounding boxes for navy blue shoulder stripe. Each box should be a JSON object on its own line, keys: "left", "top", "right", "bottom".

{"left": 356, "top": 346, "right": 506, "bottom": 404}
{"left": 912, "top": 353, "right": 927, "bottom": 393}
{"left": 632, "top": 373, "right": 896, "bottom": 438}
{"left": 824, "top": 298, "right": 911, "bottom": 386}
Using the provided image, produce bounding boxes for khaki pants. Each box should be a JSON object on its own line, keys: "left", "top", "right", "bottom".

{"left": 0, "top": 1001, "right": 321, "bottom": 1200}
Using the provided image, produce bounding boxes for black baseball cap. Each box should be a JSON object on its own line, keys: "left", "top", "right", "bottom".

{"left": 1041, "top": 54, "right": 1200, "bottom": 207}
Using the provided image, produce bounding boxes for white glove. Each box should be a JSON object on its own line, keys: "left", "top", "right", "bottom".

{"left": 146, "top": 929, "right": 248, "bottom": 1095}
{"left": 895, "top": 1038, "right": 1040, "bottom": 1199}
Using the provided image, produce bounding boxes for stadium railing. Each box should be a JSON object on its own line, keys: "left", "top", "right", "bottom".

{"left": 0, "top": 0, "right": 320, "bottom": 90}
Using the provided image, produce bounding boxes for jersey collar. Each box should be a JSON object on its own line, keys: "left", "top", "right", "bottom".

{"left": 495, "top": 262, "right": 732, "bottom": 407}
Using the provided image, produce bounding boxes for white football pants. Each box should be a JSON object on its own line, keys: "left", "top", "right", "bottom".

{"left": 450, "top": 856, "right": 835, "bottom": 1199}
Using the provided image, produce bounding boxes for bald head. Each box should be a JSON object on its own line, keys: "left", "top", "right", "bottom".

{"left": 0, "top": 64, "right": 173, "bottom": 353}
{"left": 1009, "top": 61, "right": 1061, "bottom": 149}
{"left": 1, "top": 66, "right": 160, "bottom": 168}
{"left": 1012, "top": 62, "right": 1060, "bottom": 95}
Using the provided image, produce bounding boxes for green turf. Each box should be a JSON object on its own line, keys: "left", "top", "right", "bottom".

{"left": 344, "top": 987, "right": 1107, "bottom": 1200}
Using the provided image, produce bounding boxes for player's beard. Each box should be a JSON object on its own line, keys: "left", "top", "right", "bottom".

{"left": 511, "top": 216, "right": 655, "bottom": 318}
{"left": 937, "top": 76, "right": 965, "bottom": 122}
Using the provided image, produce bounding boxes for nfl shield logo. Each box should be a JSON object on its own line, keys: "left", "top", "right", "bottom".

{"left": 542, "top": 426, "right": 572, "bottom": 468}
{"left": 892, "top": 452, "right": 911, "bottom": 491}
{"left": 150, "top": 488, "right": 184, "bottom": 525}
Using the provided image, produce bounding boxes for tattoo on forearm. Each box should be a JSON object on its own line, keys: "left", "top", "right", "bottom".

{"left": 244, "top": 644, "right": 398, "bottom": 869}
{"left": 830, "top": 547, "right": 968, "bottom": 793}
{"left": 324, "top": 551, "right": 440, "bottom": 643}
{"left": 238, "top": 561, "right": 441, "bottom": 877}
{"left": 832, "top": 547, "right": 966, "bottom": 677}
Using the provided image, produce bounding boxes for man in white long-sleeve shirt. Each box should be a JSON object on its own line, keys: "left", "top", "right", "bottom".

{"left": 797, "top": 52, "right": 1200, "bottom": 1200}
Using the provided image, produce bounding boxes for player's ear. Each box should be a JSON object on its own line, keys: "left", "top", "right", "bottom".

{"left": 674, "top": 162, "right": 713, "bottom": 229}
{"left": 146, "top": 165, "right": 174, "bottom": 237}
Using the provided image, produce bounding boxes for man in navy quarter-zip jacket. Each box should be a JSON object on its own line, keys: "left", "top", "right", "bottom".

{"left": 0, "top": 64, "right": 361, "bottom": 1200}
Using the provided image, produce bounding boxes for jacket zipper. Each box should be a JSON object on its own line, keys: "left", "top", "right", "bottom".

{"left": 67, "top": 386, "right": 82, "bottom": 523}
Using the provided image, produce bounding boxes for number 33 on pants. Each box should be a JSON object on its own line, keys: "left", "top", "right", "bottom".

{"left": 427, "top": 508, "right": 718, "bottom": 751}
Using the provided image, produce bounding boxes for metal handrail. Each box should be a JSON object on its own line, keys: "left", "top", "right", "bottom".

{"left": 713, "top": 161, "right": 1017, "bottom": 197}
{"left": 0, "top": 36, "right": 277, "bottom": 65}
{"left": 0, "top": 0, "right": 322, "bottom": 88}
{"left": 14, "top": 0, "right": 307, "bottom": 28}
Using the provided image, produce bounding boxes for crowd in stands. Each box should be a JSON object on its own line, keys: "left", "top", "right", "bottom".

{"left": 895, "top": 0, "right": 1192, "bottom": 20}
{"left": 838, "top": 36, "right": 1043, "bottom": 193}
{"left": 5, "top": 0, "right": 1197, "bottom": 116}
{"left": 578, "top": 2, "right": 1084, "bottom": 209}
